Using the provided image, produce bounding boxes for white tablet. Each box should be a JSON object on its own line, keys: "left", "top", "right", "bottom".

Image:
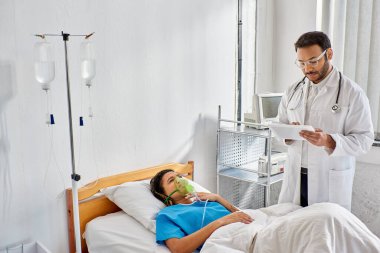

{"left": 269, "top": 123, "right": 315, "bottom": 140}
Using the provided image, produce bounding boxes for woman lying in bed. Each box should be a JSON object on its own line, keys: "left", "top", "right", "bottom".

{"left": 150, "top": 169, "right": 253, "bottom": 253}
{"left": 150, "top": 169, "right": 380, "bottom": 253}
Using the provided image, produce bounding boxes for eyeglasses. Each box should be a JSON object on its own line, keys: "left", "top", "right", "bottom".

{"left": 294, "top": 49, "right": 327, "bottom": 69}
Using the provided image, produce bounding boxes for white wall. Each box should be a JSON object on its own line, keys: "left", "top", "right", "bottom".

{"left": 255, "top": 0, "right": 317, "bottom": 94}
{"left": 241, "top": 0, "right": 316, "bottom": 115}
{"left": 271, "top": 0, "right": 317, "bottom": 92}
{"left": 0, "top": 0, "right": 237, "bottom": 252}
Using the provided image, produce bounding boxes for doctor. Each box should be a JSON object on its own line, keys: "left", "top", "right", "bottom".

{"left": 278, "top": 31, "right": 374, "bottom": 210}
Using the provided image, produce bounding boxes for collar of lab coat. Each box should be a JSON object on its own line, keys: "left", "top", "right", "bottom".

{"left": 308, "top": 66, "right": 337, "bottom": 90}
{"left": 323, "top": 66, "right": 340, "bottom": 89}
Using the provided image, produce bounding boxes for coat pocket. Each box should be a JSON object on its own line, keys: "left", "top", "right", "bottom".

{"left": 328, "top": 168, "right": 354, "bottom": 210}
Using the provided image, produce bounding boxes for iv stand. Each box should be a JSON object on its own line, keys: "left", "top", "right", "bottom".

{"left": 35, "top": 31, "right": 94, "bottom": 253}
{"left": 63, "top": 31, "right": 81, "bottom": 253}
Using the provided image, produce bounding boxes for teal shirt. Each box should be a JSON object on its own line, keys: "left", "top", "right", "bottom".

{"left": 156, "top": 201, "right": 230, "bottom": 248}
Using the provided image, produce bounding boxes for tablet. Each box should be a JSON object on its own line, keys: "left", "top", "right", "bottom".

{"left": 269, "top": 123, "right": 315, "bottom": 140}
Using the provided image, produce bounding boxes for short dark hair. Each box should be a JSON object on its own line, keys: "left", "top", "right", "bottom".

{"left": 294, "top": 31, "right": 331, "bottom": 52}
{"left": 150, "top": 169, "right": 174, "bottom": 206}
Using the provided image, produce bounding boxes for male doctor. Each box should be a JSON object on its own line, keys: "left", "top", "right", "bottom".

{"left": 278, "top": 31, "right": 374, "bottom": 210}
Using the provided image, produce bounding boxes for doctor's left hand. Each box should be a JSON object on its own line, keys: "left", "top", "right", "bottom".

{"left": 299, "top": 128, "right": 336, "bottom": 150}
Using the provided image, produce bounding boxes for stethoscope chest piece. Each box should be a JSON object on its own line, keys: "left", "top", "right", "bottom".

{"left": 331, "top": 104, "right": 341, "bottom": 113}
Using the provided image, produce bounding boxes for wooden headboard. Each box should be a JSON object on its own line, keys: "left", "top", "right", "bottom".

{"left": 66, "top": 161, "right": 194, "bottom": 253}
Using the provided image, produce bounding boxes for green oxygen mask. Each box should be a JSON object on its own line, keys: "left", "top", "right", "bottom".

{"left": 164, "top": 176, "right": 195, "bottom": 204}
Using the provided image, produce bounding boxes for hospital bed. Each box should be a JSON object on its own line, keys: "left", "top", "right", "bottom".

{"left": 66, "top": 161, "right": 195, "bottom": 253}
{"left": 66, "top": 161, "right": 380, "bottom": 253}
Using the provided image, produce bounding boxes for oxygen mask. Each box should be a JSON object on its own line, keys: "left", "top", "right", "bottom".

{"left": 174, "top": 176, "right": 195, "bottom": 195}
{"left": 164, "top": 176, "right": 196, "bottom": 204}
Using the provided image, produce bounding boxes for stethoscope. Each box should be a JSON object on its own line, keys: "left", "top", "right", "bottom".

{"left": 287, "top": 71, "right": 342, "bottom": 113}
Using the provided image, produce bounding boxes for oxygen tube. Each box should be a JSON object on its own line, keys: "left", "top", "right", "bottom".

{"left": 164, "top": 176, "right": 209, "bottom": 229}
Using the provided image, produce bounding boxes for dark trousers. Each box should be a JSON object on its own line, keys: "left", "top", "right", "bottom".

{"left": 300, "top": 167, "right": 308, "bottom": 207}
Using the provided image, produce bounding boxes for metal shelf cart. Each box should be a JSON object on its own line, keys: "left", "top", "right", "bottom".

{"left": 217, "top": 106, "right": 284, "bottom": 209}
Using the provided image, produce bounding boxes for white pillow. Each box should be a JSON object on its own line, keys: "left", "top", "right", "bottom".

{"left": 101, "top": 178, "right": 209, "bottom": 233}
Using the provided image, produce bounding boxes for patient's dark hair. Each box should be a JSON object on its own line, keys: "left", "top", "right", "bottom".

{"left": 150, "top": 169, "right": 174, "bottom": 206}
{"left": 294, "top": 31, "right": 331, "bottom": 52}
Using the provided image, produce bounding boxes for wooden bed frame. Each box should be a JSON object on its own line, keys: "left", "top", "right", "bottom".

{"left": 66, "top": 161, "right": 194, "bottom": 253}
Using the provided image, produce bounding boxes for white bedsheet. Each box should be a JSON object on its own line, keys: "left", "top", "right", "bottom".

{"left": 201, "top": 203, "right": 380, "bottom": 253}
{"left": 85, "top": 211, "right": 171, "bottom": 253}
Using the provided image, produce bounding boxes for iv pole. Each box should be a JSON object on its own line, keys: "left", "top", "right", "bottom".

{"left": 35, "top": 31, "right": 94, "bottom": 253}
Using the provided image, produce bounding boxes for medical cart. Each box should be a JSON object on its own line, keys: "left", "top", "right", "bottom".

{"left": 217, "top": 106, "right": 285, "bottom": 209}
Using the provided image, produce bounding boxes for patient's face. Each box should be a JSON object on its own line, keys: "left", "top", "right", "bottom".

{"left": 161, "top": 171, "right": 182, "bottom": 202}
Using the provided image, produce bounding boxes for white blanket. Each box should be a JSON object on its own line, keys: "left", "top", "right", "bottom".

{"left": 201, "top": 203, "right": 301, "bottom": 253}
{"left": 201, "top": 203, "right": 380, "bottom": 253}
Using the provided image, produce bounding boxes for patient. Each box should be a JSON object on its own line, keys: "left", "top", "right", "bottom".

{"left": 150, "top": 169, "right": 253, "bottom": 253}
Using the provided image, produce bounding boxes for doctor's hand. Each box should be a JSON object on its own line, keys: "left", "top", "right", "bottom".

{"left": 299, "top": 128, "right": 336, "bottom": 150}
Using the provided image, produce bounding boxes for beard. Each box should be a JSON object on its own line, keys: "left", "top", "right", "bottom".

{"left": 305, "top": 59, "right": 331, "bottom": 83}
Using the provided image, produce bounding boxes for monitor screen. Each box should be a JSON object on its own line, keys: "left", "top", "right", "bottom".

{"left": 244, "top": 93, "right": 283, "bottom": 126}
{"left": 261, "top": 96, "right": 282, "bottom": 119}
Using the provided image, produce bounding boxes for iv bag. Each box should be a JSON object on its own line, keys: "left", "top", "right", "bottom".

{"left": 80, "top": 40, "right": 96, "bottom": 86}
{"left": 34, "top": 41, "right": 55, "bottom": 90}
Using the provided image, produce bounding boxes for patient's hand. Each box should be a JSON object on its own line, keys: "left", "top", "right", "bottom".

{"left": 217, "top": 211, "right": 253, "bottom": 226}
{"left": 190, "top": 192, "right": 242, "bottom": 213}
{"left": 191, "top": 192, "right": 220, "bottom": 202}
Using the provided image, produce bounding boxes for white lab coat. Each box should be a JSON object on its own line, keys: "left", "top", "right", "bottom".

{"left": 278, "top": 68, "right": 374, "bottom": 210}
